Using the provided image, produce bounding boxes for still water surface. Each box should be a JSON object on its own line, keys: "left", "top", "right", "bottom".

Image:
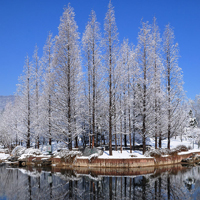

{"left": 0, "top": 164, "right": 200, "bottom": 200}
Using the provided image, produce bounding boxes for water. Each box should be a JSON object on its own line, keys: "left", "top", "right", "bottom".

{"left": 0, "top": 164, "right": 200, "bottom": 200}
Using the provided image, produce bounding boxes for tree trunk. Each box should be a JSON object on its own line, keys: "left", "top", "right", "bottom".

{"left": 143, "top": 136, "right": 146, "bottom": 155}
{"left": 109, "top": 36, "right": 112, "bottom": 156}
{"left": 92, "top": 39, "right": 96, "bottom": 147}
{"left": 120, "top": 94, "right": 123, "bottom": 153}
{"left": 167, "top": 53, "right": 171, "bottom": 150}
{"left": 27, "top": 57, "right": 31, "bottom": 149}
{"left": 124, "top": 103, "right": 127, "bottom": 147}
{"left": 67, "top": 44, "right": 72, "bottom": 151}
{"left": 159, "top": 135, "right": 162, "bottom": 148}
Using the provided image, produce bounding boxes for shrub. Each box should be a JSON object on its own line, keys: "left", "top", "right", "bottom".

{"left": 159, "top": 148, "right": 170, "bottom": 155}
{"left": 145, "top": 145, "right": 189, "bottom": 158}
{"left": 144, "top": 148, "right": 162, "bottom": 158}
{"left": 169, "top": 149, "right": 178, "bottom": 156}
{"left": 11, "top": 146, "right": 26, "bottom": 157}
{"left": 175, "top": 145, "right": 188, "bottom": 152}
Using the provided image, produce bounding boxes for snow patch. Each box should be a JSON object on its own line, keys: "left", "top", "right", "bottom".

{"left": 0, "top": 153, "right": 10, "bottom": 160}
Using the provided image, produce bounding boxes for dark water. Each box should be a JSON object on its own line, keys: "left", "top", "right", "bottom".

{"left": 0, "top": 164, "right": 200, "bottom": 200}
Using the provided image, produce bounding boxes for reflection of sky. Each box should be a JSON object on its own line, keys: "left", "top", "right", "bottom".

{"left": 192, "top": 179, "right": 200, "bottom": 200}
{"left": 175, "top": 166, "right": 200, "bottom": 200}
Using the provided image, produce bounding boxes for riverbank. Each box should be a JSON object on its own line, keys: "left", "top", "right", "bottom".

{"left": 54, "top": 150, "right": 200, "bottom": 168}
{"left": 2, "top": 149, "right": 200, "bottom": 169}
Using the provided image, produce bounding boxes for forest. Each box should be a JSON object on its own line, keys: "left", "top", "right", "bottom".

{"left": 0, "top": 2, "right": 190, "bottom": 155}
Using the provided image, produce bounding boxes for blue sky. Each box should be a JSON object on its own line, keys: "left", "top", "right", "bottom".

{"left": 0, "top": 0, "right": 200, "bottom": 99}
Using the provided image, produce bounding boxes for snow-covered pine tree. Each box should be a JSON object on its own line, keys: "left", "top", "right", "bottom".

{"left": 151, "top": 18, "right": 163, "bottom": 149}
{"left": 31, "top": 45, "right": 41, "bottom": 149}
{"left": 52, "top": 4, "right": 82, "bottom": 150}
{"left": 116, "top": 39, "right": 132, "bottom": 151}
{"left": 136, "top": 21, "right": 154, "bottom": 154}
{"left": 104, "top": 1, "right": 119, "bottom": 155}
{"left": 82, "top": 10, "right": 103, "bottom": 148}
{"left": 163, "top": 24, "right": 185, "bottom": 149}
{"left": 16, "top": 55, "right": 34, "bottom": 148}
{"left": 40, "top": 32, "right": 55, "bottom": 146}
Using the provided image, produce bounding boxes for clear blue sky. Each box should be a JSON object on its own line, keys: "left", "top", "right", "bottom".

{"left": 0, "top": 0, "right": 199, "bottom": 99}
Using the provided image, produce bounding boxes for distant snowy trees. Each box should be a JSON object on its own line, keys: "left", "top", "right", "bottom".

{"left": 16, "top": 56, "right": 33, "bottom": 148}
{"left": 0, "top": 2, "right": 188, "bottom": 154}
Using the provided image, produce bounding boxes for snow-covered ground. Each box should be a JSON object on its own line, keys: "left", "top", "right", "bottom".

{"left": 98, "top": 136, "right": 200, "bottom": 159}
{"left": 98, "top": 150, "right": 147, "bottom": 159}
{"left": 0, "top": 153, "right": 10, "bottom": 160}
{"left": 0, "top": 135, "right": 200, "bottom": 161}
{"left": 149, "top": 136, "right": 199, "bottom": 150}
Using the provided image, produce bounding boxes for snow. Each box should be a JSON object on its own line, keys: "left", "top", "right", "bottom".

{"left": 0, "top": 148, "right": 9, "bottom": 153}
{"left": 178, "top": 149, "right": 200, "bottom": 155}
{"left": 24, "top": 148, "right": 41, "bottom": 155}
{"left": 80, "top": 136, "right": 200, "bottom": 159}
{"left": 88, "top": 153, "right": 99, "bottom": 160}
{"left": 11, "top": 146, "right": 26, "bottom": 157}
{"left": 0, "top": 153, "right": 10, "bottom": 160}
{"left": 1, "top": 134, "right": 200, "bottom": 163}
{"left": 53, "top": 148, "right": 82, "bottom": 159}
{"left": 41, "top": 157, "right": 49, "bottom": 160}
{"left": 147, "top": 136, "right": 200, "bottom": 150}
{"left": 98, "top": 150, "right": 148, "bottom": 159}
{"left": 18, "top": 154, "right": 30, "bottom": 160}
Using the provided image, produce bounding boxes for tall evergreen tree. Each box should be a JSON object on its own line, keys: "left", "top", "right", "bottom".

{"left": 53, "top": 4, "right": 82, "bottom": 150}
{"left": 136, "top": 21, "right": 154, "bottom": 154}
{"left": 82, "top": 10, "right": 103, "bottom": 148}
{"left": 104, "top": 1, "right": 119, "bottom": 155}
{"left": 151, "top": 18, "right": 163, "bottom": 149}
{"left": 163, "top": 24, "right": 184, "bottom": 149}
{"left": 40, "top": 32, "right": 54, "bottom": 146}
{"left": 16, "top": 55, "right": 33, "bottom": 148}
{"left": 32, "top": 45, "right": 41, "bottom": 148}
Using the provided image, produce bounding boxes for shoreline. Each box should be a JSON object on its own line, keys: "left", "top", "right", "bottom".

{"left": 2, "top": 162, "right": 195, "bottom": 178}
{"left": 2, "top": 149, "right": 200, "bottom": 169}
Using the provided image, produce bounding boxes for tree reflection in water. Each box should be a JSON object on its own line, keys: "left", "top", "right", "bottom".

{"left": 0, "top": 164, "right": 200, "bottom": 199}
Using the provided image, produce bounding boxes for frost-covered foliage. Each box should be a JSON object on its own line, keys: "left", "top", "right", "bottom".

{"left": 159, "top": 148, "right": 170, "bottom": 155}
{"left": 0, "top": 2, "right": 188, "bottom": 155}
{"left": 11, "top": 146, "right": 26, "bottom": 157}
{"left": 145, "top": 145, "right": 189, "bottom": 157}
{"left": 88, "top": 153, "right": 99, "bottom": 161}
{"left": 82, "top": 147, "right": 103, "bottom": 157}
{"left": 144, "top": 148, "right": 162, "bottom": 157}
{"left": 52, "top": 4, "right": 82, "bottom": 150}
{"left": 54, "top": 149, "right": 82, "bottom": 163}
{"left": 175, "top": 145, "right": 189, "bottom": 152}
{"left": 0, "top": 96, "right": 15, "bottom": 112}
{"left": 17, "top": 148, "right": 42, "bottom": 161}
{"left": 0, "top": 148, "right": 9, "bottom": 154}
{"left": 15, "top": 147, "right": 42, "bottom": 161}
{"left": 82, "top": 10, "right": 104, "bottom": 149}
{"left": 24, "top": 148, "right": 41, "bottom": 155}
